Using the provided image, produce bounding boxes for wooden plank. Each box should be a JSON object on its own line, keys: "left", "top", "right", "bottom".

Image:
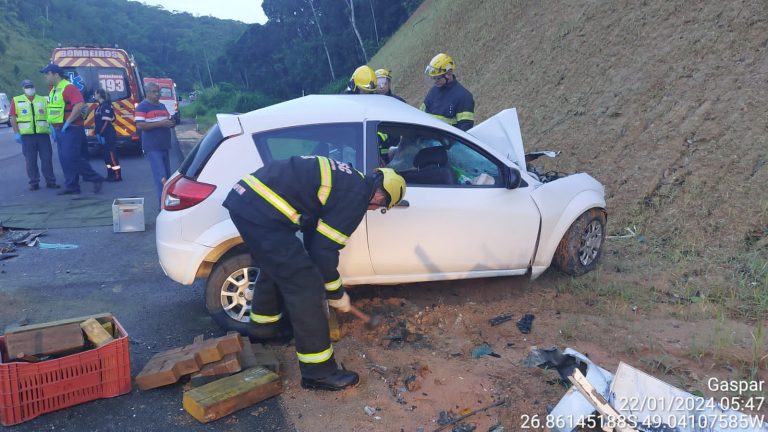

{"left": 5, "top": 322, "right": 85, "bottom": 360}
{"left": 568, "top": 369, "right": 637, "bottom": 432}
{"left": 80, "top": 318, "right": 114, "bottom": 347}
{"left": 195, "top": 353, "right": 241, "bottom": 377}
{"left": 101, "top": 322, "right": 114, "bottom": 337}
{"left": 183, "top": 367, "right": 282, "bottom": 423}
{"left": 136, "top": 334, "right": 242, "bottom": 390}
{"left": 4, "top": 313, "right": 112, "bottom": 335}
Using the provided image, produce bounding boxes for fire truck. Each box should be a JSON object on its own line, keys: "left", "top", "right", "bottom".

{"left": 51, "top": 46, "right": 144, "bottom": 149}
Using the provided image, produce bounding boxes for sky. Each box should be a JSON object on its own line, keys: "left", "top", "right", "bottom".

{"left": 136, "top": 0, "right": 268, "bottom": 24}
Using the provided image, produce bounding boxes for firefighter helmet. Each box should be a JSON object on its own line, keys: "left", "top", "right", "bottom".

{"left": 375, "top": 168, "right": 406, "bottom": 209}
{"left": 349, "top": 66, "right": 377, "bottom": 93}
{"left": 375, "top": 68, "right": 392, "bottom": 80}
{"left": 425, "top": 53, "right": 455, "bottom": 77}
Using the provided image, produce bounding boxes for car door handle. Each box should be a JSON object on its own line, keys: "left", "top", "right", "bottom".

{"left": 380, "top": 199, "right": 409, "bottom": 214}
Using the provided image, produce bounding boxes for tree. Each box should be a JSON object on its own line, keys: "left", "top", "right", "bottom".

{"left": 308, "top": 0, "right": 336, "bottom": 80}
{"left": 342, "top": 0, "right": 368, "bottom": 63}
{"left": 368, "top": 0, "right": 379, "bottom": 47}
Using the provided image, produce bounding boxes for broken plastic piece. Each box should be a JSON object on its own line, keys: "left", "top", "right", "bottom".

{"left": 488, "top": 313, "right": 513, "bottom": 326}
{"left": 470, "top": 344, "right": 499, "bottom": 359}
{"left": 516, "top": 313, "right": 535, "bottom": 334}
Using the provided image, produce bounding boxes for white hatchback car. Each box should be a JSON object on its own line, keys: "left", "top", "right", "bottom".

{"left": 156, "top": 95, "right": 606, "bottom": 335}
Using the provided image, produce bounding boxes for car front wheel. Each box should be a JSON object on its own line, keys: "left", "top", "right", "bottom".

{"left": 553, "top": 208, "right": 606, "bottom": 276}
{"left": 205, "top": 252, "right": 258, "bottom": 335}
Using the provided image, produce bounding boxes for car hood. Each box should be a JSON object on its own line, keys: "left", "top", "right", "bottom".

{"left": 469, "top": 108, "right": 526, "bottom": 170}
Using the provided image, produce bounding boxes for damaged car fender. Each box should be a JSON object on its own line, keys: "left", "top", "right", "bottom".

{"left": 529, "top": 174, "right": 606, "bottom": 278}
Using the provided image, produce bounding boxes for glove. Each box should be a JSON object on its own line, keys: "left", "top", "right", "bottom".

{"left": 328, "top": 292, "right": 351, "bottom": 313}
{"left": 14, "top": 133, "right": 22, "bottom": 144}
{"left": 62, "top": 121, "right": 70, "bottom": 133}
{"left": 96, "top": 134, "right": 104, "bottom": 145}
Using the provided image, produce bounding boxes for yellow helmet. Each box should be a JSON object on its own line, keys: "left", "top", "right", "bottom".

{"left": 375, "top": 68, "right": 392, "bottom": 80}
{"left": 425, "top": 53, "right": 455, "bottom": 76}
{"left": 375, "top": 168, "right": 406, "bottom": 209}
{"left": 349, "top": 65, "right": 377, "bottom": 93}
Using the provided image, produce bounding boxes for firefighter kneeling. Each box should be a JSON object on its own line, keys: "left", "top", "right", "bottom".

{"left": 223, "top": 156, "right": 406, "bottom": 390}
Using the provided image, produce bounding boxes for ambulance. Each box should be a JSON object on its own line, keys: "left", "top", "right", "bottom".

{"left": 51, "top": 46, "right": 144, "bottom": 149}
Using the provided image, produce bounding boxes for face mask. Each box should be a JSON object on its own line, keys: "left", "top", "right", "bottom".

{"left": 24, "top": 88, "right": 36, "bottom": 97}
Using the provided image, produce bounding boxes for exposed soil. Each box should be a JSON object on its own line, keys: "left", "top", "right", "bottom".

{"left": 272, "top": 268, "right": 767, "bottom": 431}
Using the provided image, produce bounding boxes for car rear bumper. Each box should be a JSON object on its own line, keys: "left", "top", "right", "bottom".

{"left": 156, "top": 209, "right": 212, "bottom": 285}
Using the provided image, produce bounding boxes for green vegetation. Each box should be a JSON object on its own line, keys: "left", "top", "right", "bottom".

{"left": 182, "top": 85, "right": 279, "bottom": 131}
{"left": 1, "top": 0, "right": 246, "bottom": 91}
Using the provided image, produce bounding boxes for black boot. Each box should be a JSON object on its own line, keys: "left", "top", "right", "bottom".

{"left": 301, "top": 369, "right": 359, "bottom": 391}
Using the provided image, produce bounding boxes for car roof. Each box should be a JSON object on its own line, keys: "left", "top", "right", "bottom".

{"left": 235, "top": 94, "right": 462, "bottom": 136}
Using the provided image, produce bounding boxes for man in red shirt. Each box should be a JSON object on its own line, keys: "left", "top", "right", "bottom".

{"left": 40, "top": 63, "right": 103, "bottom": 195}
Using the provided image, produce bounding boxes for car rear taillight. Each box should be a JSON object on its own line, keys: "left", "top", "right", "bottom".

{"left": 162, "top": 175, "right": 216, "bottom": 211}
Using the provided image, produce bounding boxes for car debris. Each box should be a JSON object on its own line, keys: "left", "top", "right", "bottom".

{"left": 515, "top": 313, "right": 535, "bottom": 334}
{"left": 364, "top": 405, "right": 377, "bottom": 416}
{"left": 432, "top": 400, "right": 507, "bottom": 432}
{"left": 38, "top": 242, "right": 78, "bottom": 250}
{"left": 488, "top": 313, "right": 513, "bottom": 326}
{"left": 534, "top": 347, "right": 768, "bottom": 432}
{"left": 471, "top": 343, "right": 500, "bottom": 358}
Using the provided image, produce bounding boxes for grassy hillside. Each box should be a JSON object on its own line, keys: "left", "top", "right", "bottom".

{"left": 371, "top": 0, "right": 767, "bottom": 317}
{"left": 0, "top": 21, "right": 51, "bottom": 92}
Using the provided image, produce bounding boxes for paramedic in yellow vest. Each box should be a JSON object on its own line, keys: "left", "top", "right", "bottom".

{"left": 10, "top": 80, "right": 59, "bottom": 190}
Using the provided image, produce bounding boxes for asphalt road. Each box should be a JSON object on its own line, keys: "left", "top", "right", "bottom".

{"left": 0, "top": 123, "right": 292, "bottom": 431}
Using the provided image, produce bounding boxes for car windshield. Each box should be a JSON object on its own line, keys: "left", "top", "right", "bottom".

{"left": 160, "top": 87, "right": 173, "bottom": 99}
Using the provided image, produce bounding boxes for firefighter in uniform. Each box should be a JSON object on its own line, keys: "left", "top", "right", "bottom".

{"left": 342, "top": 66, "right": 377, "bottom": 94}
{"left": 420, "top": 53, "right": 476, "bottom": 131}
{"left": 10, "top": 80, "right": 59, "bottom": 190}
{"left": 40, "top": 63, "right": 104, "bottom": 195}
{"left": 375, "top": 68, "right": 406, "bottom": 103}
{"left": 223, "top": 156, "right": 406, "bottom": 390}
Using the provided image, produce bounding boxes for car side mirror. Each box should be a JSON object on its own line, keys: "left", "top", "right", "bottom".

{"left": 178, "top": 96, "right": 182, "bottom": 102}
{"left": 505, "top": 166, "right": 522, "bottom": 189}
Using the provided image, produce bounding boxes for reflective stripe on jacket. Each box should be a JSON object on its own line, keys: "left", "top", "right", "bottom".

{"left": 420, "top": 78, "right": 475, "bottom": 131}
{"left": 223, "top": 156, "right": 374, "bottom": 299}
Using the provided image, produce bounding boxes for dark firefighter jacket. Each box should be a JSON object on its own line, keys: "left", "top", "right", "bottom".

{"left": 420, "top": 78, "right": 475, "bottom": 131}
{"left": 223, "top": 156, "right": 375, "bottom": 300}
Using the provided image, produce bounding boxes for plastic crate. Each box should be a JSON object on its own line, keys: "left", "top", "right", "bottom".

{"left": 0, "top": 317, "right": 132, "bottom": 426}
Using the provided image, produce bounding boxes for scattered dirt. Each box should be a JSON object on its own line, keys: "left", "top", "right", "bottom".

{"left": 272, "top": 275, "right": 767, "bottom": 430}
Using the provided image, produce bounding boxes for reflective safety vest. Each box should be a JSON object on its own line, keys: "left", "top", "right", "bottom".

{"left": 46, "top": 79, "right": 70, "bottom": 125}
{"left": 13, "top": 94, "right": 49, "bottom": 135}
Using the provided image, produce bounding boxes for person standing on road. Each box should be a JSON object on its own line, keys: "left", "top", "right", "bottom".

{"left": 10, "top": 79, "right": 59, "bottom": 191}
{"left": 135, "top": 82, "right": 175, "bottom": 205}
{"left": 94, "top": 89, "right": 122, "bottom": 182}
{"left": 420, "top": 53, "right": 476, "bottom": 131}
{"left": 40, "top": 63, "right": 103, "bottom": 195}
{"left": 223, "top": 156, "right": 406, "bottom": 391}
{"left": 375, "top": 68, "right": 406, "bottom": 103}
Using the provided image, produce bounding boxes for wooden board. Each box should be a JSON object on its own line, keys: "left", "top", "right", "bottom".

{"left": 135, "top": 334, "right": 242, "bottom": 390}
{"left": 183, "top": 367, "right": 282, "bottom": 423}
{"left": 4, "top": 313, "right": 112, "bottom": 335}
{"left": 80, "top": 318, "right": 114, "bottom": 347}
{"left": 4, "top": 322, "right": 85, "bottom": 360}
{"left": 328, "top": 309, "right": 341, "bottom": 342}
{"left": 195, "top": 353, "right": 241, "bottom": 377}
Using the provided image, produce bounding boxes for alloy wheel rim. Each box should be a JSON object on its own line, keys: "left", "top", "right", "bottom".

{"left": 220, "top": 267, "right": 258, "bottom": 322}
{"left": 578, "top": 220, "right": 603, "bottom": 266}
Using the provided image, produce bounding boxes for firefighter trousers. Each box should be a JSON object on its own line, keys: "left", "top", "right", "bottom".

{"left": 230, "top": 213, "right": 338, "bottom": 379}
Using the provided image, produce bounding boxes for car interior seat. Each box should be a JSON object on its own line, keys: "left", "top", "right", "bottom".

{"left": 402, "top": 146, "right": 455, "bottom": 185}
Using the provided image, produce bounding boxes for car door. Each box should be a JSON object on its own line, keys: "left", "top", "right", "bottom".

{"left": 365, "top": 122, "right": 540, "bottom": 276}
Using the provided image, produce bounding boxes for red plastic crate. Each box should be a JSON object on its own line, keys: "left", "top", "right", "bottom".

{"left": 0, "top": 316, "right": 132, "bottom": 426}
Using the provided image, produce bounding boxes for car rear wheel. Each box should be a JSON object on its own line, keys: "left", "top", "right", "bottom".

{"left": 553, "top": 208, "right": 606, "bottom": 276}
{"left": 205, "top": 252, "right": 258, "bottom": 335}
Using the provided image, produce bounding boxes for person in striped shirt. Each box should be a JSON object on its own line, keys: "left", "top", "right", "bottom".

{"left": 135, "top": 82, "right": 175, "bottom": 205}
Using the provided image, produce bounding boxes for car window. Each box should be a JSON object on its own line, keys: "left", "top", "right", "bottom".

{"left": 253, "top": 123, "right": 363, "bottom": 170}
{"left": 159, "top": 87, "right": 173, "bottom": 99}
{"left": 179, "top": 124, "right": 224, "bottom": 178}
{"left": 379, "top": 123, "right": 502, "bottom": 187}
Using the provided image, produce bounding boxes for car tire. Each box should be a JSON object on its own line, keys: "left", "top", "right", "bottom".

{"left": 553, "top": 208, "right": 606, "bottom": 276}
{"left": 205, "top": 252, "right": 260, "bottom": 337}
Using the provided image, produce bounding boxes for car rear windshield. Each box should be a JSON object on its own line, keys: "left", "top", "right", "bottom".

{"left": 159, "top": 87, "right": 173, "bottom": 99}
{"left": 179, "top": 124, "right": 224, "bottom": 178}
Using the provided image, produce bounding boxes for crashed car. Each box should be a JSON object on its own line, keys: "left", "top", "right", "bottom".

{"left": 156, "top": 95, "right": 606, "bottom": 334}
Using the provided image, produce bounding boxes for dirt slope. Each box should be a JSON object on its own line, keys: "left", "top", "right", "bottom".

{"left": 370, "top": 0, "right": 768, "bottom": 305}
